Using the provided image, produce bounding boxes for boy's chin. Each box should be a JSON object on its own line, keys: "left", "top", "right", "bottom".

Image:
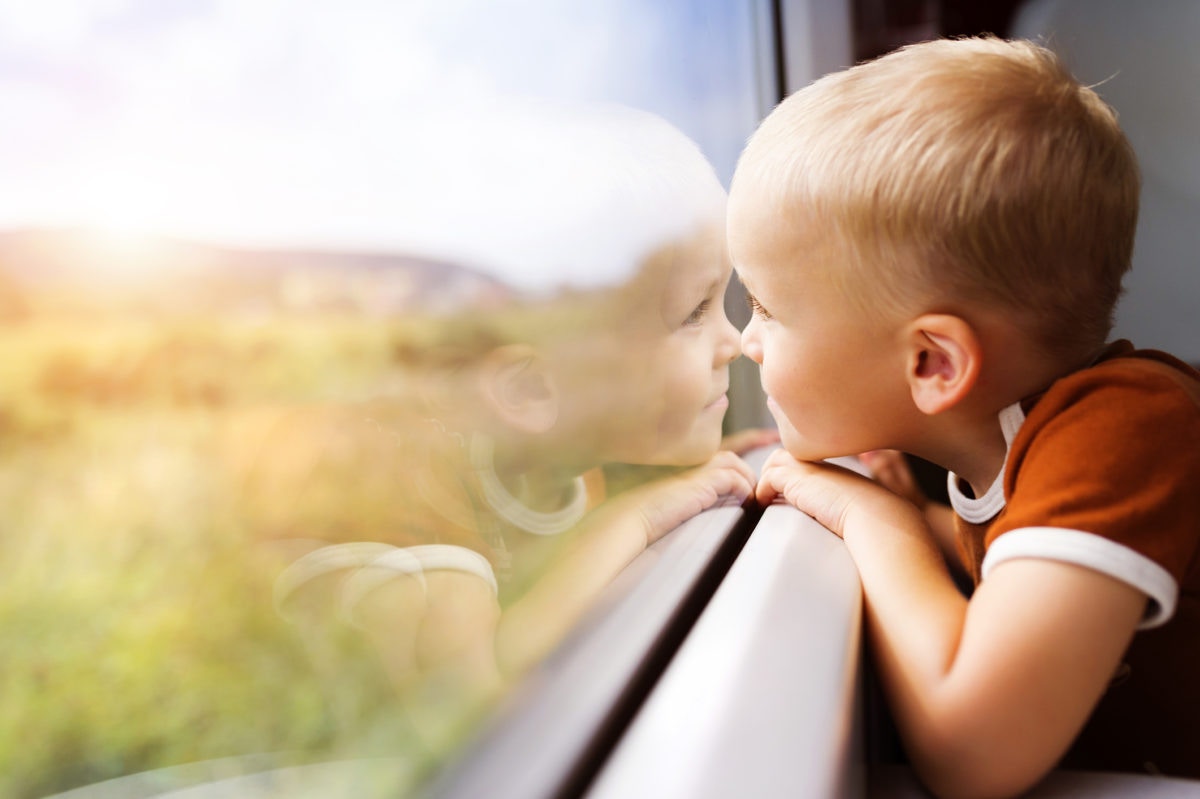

{"left": 639, "top": 429, "right": 724, "bottom": 468}
{"left": 777, "top": 429, "right": 842, "bottom": 464}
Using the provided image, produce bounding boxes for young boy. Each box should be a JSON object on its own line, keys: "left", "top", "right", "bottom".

{"left": 259, "top": 101, "right": 768, "bottom": 753}
{"left": 730, "top": 37, "right": 1200, "bottom": 796}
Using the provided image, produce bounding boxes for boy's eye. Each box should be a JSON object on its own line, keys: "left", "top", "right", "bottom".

{"left": 683, "top": 298, "right": 712, "bottom": 327}
{"left": 746, "top": 293, "right": 773, "bottom": 320}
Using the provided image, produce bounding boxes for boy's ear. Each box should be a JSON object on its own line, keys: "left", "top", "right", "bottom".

{"left": 905, "top": 314, "right": 982, "bottom": 416}
{"left": 478, "top": 345, "right": 559, "bottom": 434}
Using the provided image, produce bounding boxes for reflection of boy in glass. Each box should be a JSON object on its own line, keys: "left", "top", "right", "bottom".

{"left": 732, "top": 37, "right": 1200, "bottom": 793}
{"left": 262, "top": 102, "right": 770, "bottom": 750}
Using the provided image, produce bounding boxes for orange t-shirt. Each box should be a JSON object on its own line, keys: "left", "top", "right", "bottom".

{"left": 953, "top": 341, "right": 1200, "bottom": 777}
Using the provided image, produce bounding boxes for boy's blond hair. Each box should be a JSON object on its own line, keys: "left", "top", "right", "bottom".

{"left": 735, "top": 37, "right": 1140, "bottom": 362}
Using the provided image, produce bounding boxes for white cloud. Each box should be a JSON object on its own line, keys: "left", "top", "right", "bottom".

{"left": 0, "top": 0, "right": 750, "bottom": 293}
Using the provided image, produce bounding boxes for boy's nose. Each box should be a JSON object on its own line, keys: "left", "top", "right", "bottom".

{"left": 714, "top": 314, "right": 740, "bottom": 367}
{"left": 741, "top": 319, "right": 763, "bottom": 364}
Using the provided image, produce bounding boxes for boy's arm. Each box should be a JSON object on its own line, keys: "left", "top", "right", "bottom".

{"left": 495, "top": 451, "right": 755, "bottom": 676}
{"left": 758, "top": 450, "right": 1145, "bottom": 799}
{"left": 859, "top": 449, "right": 958, "bottom": 567}
{"left": 346, "top": 453, "right": 754, "bottom": 697}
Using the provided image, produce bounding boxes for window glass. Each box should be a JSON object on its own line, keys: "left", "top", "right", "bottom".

{"left": 0, "top": 2, "right": 769, "bottom": 797}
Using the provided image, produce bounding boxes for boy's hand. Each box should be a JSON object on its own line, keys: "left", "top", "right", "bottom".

{"left": 757, "top": 448, "right": 917, "bottom": 538}
{"left": 859, "top": 449, "right": 930, "bottom": 510}
{"left": 860, "top": 449, "right": 961, "bottom": 562}
{"left": 631, "top": 450, "right": 757, "bottom": 545}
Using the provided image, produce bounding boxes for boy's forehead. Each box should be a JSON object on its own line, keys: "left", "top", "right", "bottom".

{"left": 619, "top": 228, "right": 727, "bottom": 318}
{"left": 733, "top": 265, "right": 774, "bottom": 306}
{"left": 726, "top": 172, "right": 764, "bottom": 215}
{"left": 727, "top": 181, "right": 787, "bottom": 243}
{"left": 730, "top": 211, "right": 847, "bottom": 301}
{"left": 727, "top": 203, "right": 798, "bottom": 275}
{"left": 676, "top": 234, "right": 730, "bottom": 284}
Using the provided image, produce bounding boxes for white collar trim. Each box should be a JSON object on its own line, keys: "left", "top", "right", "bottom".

{"left": 470, "top": 433, "right": 587, "bottom": 536}
{"left": 946, "top": 402, "right": 1026, "bottom": 524}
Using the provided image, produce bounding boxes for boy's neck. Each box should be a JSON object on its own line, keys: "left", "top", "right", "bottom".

{"left": 912, "top": 414, "right": 1009, "bottom": 499}
{"left": 490, "top": 440, "right": 589, "bottom": 513}
{"left": 913, "top": 325, "right": 1097, "bottom": 496}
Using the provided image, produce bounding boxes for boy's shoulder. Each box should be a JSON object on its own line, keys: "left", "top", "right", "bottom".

{"left": 1090, "top": 341, "right": 1200, "bottom": 397}
{"left": 1021, "top": 340, "right": 1200, "bottom": 431}
{"left": 1001, "top": 339, "right": 1200, "bottom": 524}
{"left": 974, "top": 340, "right": 1200, "bottom": 588}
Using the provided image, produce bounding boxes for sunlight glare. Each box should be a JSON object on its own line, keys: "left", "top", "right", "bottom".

{"left": 79, "top": 171, "right": 161, "bottom": 240}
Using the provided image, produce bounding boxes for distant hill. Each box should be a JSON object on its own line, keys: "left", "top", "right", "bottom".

{"left": 0, "top": 228, "right": 509, "bottom": 319}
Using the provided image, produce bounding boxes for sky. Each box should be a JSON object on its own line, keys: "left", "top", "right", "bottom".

{"left": 0, "top": 0, "right": 762, "bottom": 289}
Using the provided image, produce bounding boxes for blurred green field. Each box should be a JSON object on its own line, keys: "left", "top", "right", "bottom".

{"left": 0, "top": 314, "right": 449, "bottom": 797}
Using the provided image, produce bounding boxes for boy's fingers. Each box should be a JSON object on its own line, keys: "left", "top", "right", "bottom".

{"left": 707, "top": 450, "right": 758, "bottom": 487}
{"left": 714, "top": 463, "right": 755, "bottom": 502}
{"left": 754, "top": 479, "right": 780, "bottom": 506}
{"left": 674, "top": 457, "right": 754, "bottom": 507}
{"left": 755, "top": 465, "right": 789, "bottom": 505}
{"left": 762, "top": 446, "right": 802, "bottom": 471}
{"left": 754, "top": 450, "right": 802, "bottom": 505}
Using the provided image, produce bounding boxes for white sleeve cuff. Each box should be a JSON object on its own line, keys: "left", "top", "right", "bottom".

{"left": 273, "top": 542, "right": 399, "bottom": 615}
{"left": 407, "top": 544, "right": 499, "bottom": 595}
{"left": 337, "top": 546, "right": 498, "bottom": 628}
{"left": 275, "top": 542, "right": 499, "bottom": 626}
{"left": 339, "top": 548, "right": 429, "bottom": 623}
{"left": 982, "top": 527, "right": 1179, "bottom": 629}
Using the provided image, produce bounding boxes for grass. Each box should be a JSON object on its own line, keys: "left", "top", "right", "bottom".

{"left": 0, "top": 312, "right": 450, "bottom": 797}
